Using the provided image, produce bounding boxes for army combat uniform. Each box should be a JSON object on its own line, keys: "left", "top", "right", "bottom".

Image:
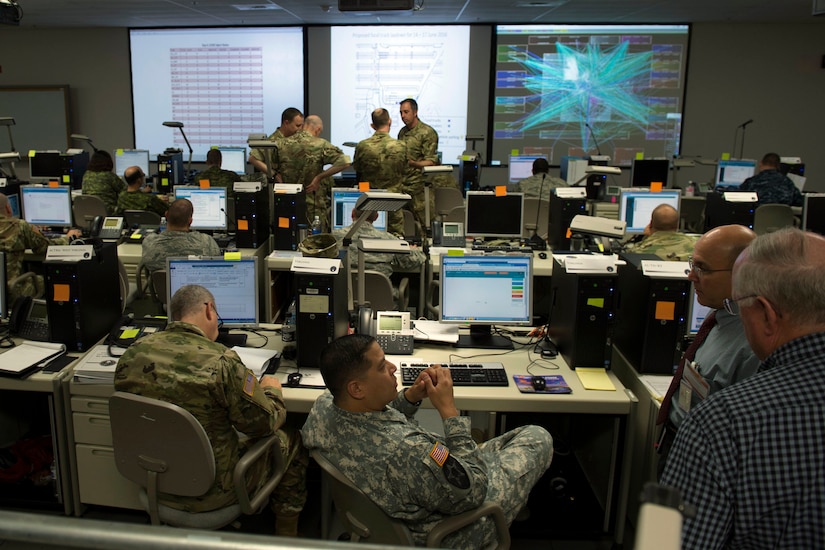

{"left": 398, "top": 121, "right": 439, "bottom": 229}
{"left": 0, "top": 215, "right": 69, "bottom": 302}
{"left": 353, "top": 132, "right": 408, "bottom": 236}
{"left": 739, "top": 169, "right": 803, "bottom": 206}
{"left": 627, "top": 230, "right": 698, "bottom": 261}
{"left": 302, "top": 390, "right": 553, "bottom": 548}
{"left": 194, "top": 166, "right": 241, "bottom": 199}
{"left": 517, "top": 173, "right": 568, "bottom": 202}
{"left": 140, "top": 230, "right": 221, "bottom": 273}
{"left": 114, "top": 321, "right": 307, "bottom": 516}
{"left": 82, "top": 170, "right": 126, "bottom": 215}
{"left": 116, "top": 190, "right": 169, "bottom": 217}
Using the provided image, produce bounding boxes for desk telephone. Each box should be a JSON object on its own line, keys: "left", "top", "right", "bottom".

{"left": 431, "top": 221, "right": 465, "bottom": 248}
{"left": 374, "top": 311, "right": 414, "bottom": 355}
{"left": 9, "top": 297, "right": 51, "bottom": 342}
{"left": 90, "top": 216, "right": 124, "bottom": 240}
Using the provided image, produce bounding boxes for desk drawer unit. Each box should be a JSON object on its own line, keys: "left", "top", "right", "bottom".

{"left": 76, "top": 443, "right": 143, "bottom": 510}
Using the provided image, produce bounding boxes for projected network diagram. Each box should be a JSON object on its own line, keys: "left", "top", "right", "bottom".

{"left": 493, "top": 25, "right": 688, "bottom": 165}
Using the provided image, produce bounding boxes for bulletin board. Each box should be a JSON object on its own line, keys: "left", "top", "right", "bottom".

{"left": 0, "top": 85, "right": 71, "bottom": 154}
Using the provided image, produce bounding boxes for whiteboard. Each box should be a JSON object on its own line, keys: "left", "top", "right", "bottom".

{"left": 0, "top": 86, "right": 71, "bottom": 155}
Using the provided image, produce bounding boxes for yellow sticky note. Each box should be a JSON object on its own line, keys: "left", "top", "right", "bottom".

{"left": 62, "top": 175, "right": 71, "bottom": 183}
{"left": 237, "top": 219, "right": 249, "bottom": 231}
{"left": 224, "top": 251, "right": 241, "bottom": 261}
{"left": 116, "top": 148, "right": 124, "bottom": 156}
{"left": 511, "top": 149, "right": 519, "bottom": 156}
{"left": 495, "top": 185, "right": 507, "bottom": 197}
{"left": 586, "top": 297, "right": 605, "bottom": 308}
{"left": 278, "top": 217, "right": 290, "bottom": 229}
{"left": 48, "top": 180, "right": 60, "bottom": 188}
{"left": 721, "top": 152, "right": 731, "bottom": 161}
{"left": 576, "top": 368, "right": 616, "bottom": 391}
{"left": 359, "top": 181, "right": 370, "bottom": 192}
{"left": 28, "top": 150, "right": 36, "bottom": 158}
{"left": 446, "top": 249, "right": 465, "bottom": 256}
{"left": 210, "top": 145, "right": 218, "bottom": 150}
{"left": 130, "top": 232, "right": 142, "bottom": 240}
{"left": 650, "top": 181, "right": 663, "bottom": 192}
{"left": 162, "top": 178, "right": 169, "bottom": 187}
{"left": 199, "top": 179, "right": 210, "bottom": 189}
{"left": 655, "top": 301, "right": 676, "bottom": 321}
{"left": 120, "top": 328, "right": 140, "bottom": 340}
{"left": 635, "top": 151, "right": 644, "bottom": 160}
{"left": 53, "top": 283, "right": 70, "bottom": 302}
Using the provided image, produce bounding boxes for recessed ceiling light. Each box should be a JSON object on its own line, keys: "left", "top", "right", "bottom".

{"left": 232, "top": 3, "right": 283, "bottom": 11}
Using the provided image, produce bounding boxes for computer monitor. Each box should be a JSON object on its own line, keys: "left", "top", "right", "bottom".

{"left": 631, "top": 159, "right": 670, "bottom": 188}
{"left": 619, "top": 190, "right": 681, "bottom": 235}
{"left": 330, "top": 188, "right": 387, "bottom": 231}
{"left": 0, "top": 251, "right": 6, "bottom": 320}
{"left": 802, "top": 193, "right": 825, "bottom": 236}
{"left": 508, "top": 155, "right": 545, "bottom": 184}
{"left": 440, "top": 254, "right": 533, "bottom": 349}
{"left": 166, "top": 256, "right": 259, "bottom": 329}
{"left": 28, "top": 152, "right": 62, "bottom": 179}
{"left": 173, "top": 186, "right": 228, "bottom": 231}
{"left": 114, "top": 149, "right": 151, "bottom": 178}
{"left": 21, "top": 185, "right": 73, "bottom": 228}
{"left": 464, "top": 191, "right": 524, "bottom": 239}
{"left": 686, "top": 285, "right": 713, "bottom": 337}
{"left": 217, "top": 147, "right": 247, "bottom": 175}
{"left": 715, "top": 159, "right": 756, "bottom": 190}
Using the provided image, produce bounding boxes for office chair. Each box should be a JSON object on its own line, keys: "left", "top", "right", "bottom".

{"left": 72, "top": 195, "right": 108, "bottom": 234}
{"left": 109, "top": 391, "right": 285, "bottom": 529}
{"left": 151, "top": 270, "right": 168, "bottom": 306}
{"left": 311, "top": 450, "right": 510, "bottom": 548}
{"left": 753, "top": 203, "right": 795, "bottom": 235}
{"left": 351, "top": 270, "right": 409, "bottom": 312}
{"left": 434, "top": 187, "right": 464, "bottom": 220}
{"left": 117, "top": 258, "right": 131, "bottom": 312}
{"left": 444, "top": 206, "right": 465, "bottom": 223}
{"left": 402, "top": 209, "right": 419, "bottom": 240}
{"left": 123, "top": 210, "right": 162, "bottom": 228}
{"left": 522, "top": 197, "right": 549, "bottom": 239}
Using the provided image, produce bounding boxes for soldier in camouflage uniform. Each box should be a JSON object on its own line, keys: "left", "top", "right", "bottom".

{"left": 398, "top": 99, "right": 439, "bottom": 229}
{"left": 302, "top": 334, "right": 553, "bottom": 549}
{"left": 195, "top": 149, "right": 241, "bottom": 199}
{"left": 249, "top": 107, "right": 304, "bottom": 177}
{"left": 626, "top": 204, "right": 698, "bottom": 261}
{"left": 115, "top": 285, "right": 307, "bottom": 536}
{"left": 517, "top": 158, "right": 567, "bottom": 201}
{"left": 0, "top": 194, "right": 80, "bottom": 302}
{"left": 116, "top": 166, "right": 169, "bottom": 217}
{"left": 81, "top": 150, "right": 126, "bottom": 215}
{"left": 140, "top": 199, "right": 221, "bottom": 273}
{"left": 353, "top": 108, "right": 408, "bottom": 236}
{"left": 739, "top": 152, "right": 803, "bottom": 206}
{"left": 277, "top": 115, "right": 350, "bottom": 232}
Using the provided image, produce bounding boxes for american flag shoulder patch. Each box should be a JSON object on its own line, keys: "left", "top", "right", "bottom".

{"left": 429, "top": 442, "right": 449, "bottom": 467}
{"left": 243, "top": 371, "right": 256, "bottom": 396}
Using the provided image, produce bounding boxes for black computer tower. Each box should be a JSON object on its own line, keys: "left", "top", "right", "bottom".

{"left": 548, "top": 194, "right": 586, "bottom": 250}
{"left": 614, "top": 254, "right": 691, "bottom": 375}
{"left": 704, "top": 192, "right": 756, "bottom": 231}
{"left": 458, "top": 152, "right": 480, "bottom": 195}
{"left": 157, "top": 150, "right": 184, "bottom": 192}
{"left": 294, "top": 270, "right": 349, "bottom": 369}
{"left": 234, "top": 188, "right": 270, "bottom": 249}
{"left": 273, "top": 190, "right": 306, "bottom": 250}
{"left": 548, "top": 257, "right": 616, "bottom": 369}
{"left": 44, "top": 243, "right": 121, "bottom": 351}
{"left": 59, "top": 151, "right": 89, "bottom": 190}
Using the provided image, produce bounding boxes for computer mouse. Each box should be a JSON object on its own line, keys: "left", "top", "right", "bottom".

{"left": 538, "top": 252, "right": 548, "bottom": 260}
{"left": 286, "top": 372, "right": 303, "bottom": 387}
{"left": 531, "top": 376, "right": 547, "bottom": 392}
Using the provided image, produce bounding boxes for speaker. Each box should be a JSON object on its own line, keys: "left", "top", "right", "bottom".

{"left": 234, "top": 189, "right": 270, "bottom": 249}
{"left": 548, "top": 194, "right": 586, "bottom": 250}
{"left": 273, "top": 190, "right": 307, "bottom": 250}
{"left": 294, "top": 270, "right": 349, "bottom": 369}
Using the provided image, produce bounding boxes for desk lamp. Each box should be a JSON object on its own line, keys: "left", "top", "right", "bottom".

{"left": 247, "top": 133, "right": 277, "bottom": 182}
{"left": 70, "top": 133, "right": 100, "bottom": 153}
{"left": 162, "top": 121, "right": 192, "bottom": 181}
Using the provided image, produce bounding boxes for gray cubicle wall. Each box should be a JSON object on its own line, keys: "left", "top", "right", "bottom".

{"left": 0, "top": 85, "right": 71, "bottom": 154}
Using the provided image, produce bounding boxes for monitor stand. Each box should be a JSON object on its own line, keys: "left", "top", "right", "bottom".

{"left": 455, "top": 324, "right": 513, "bottom": 350}
{"left": 216, "top": 329, "right": 247, "bottom": 347}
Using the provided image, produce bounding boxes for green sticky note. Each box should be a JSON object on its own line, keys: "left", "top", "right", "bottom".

{"left": 635, "top": 151, "right": 644, "bottom": 160}
{"left": 120, "top": 328, "right": 140, "bottom": 339}
{"left": 224, "top": 251, "right": 242, "bottom": 261}
{"left": 721, "top": 152, "right": 731, "bottom": 161}
{"left": 511, "top": 149, "right": 519, "bottom": 156}
{"left": 446, "top": 249, "right": 465, "bottom": 256}
{"left": 586, "top": 297, "right": 605, "bottom": 308}
{"left": 116, "top": 148, "right": 124, "bottom": 156}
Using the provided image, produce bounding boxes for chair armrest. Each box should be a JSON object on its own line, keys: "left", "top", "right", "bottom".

{"left": 426, "top": 501, "right": 511, "bottom": 550}
{"left": 233, "top": 434, "right": 286, "bottom": 514}
{"left": 397, "top": 277, "right": 409, "bottom": 312}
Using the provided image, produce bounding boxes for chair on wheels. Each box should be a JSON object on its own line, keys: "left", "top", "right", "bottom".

{"left": 352, "top": 270, "right": 409, "bottom": 312}
{"left": 434, "top": 187, "right": 464, "bottom": 220}
{"left": 311, "top": 450, "right": 510, "bottom": 549}
{"left": 444, "top": 206, "right": 465, "bottom": 223}
{"left": 402, "top": 209, "right": 419, "bottom": 240}
{"left": 753, "top": 203, "right": 795, "bottom": 235}
{"left": 71, "top": 195, "right": 108, "bottom": 234}
{"left": 109, "top": 391, "right": 285, "bottom": 529}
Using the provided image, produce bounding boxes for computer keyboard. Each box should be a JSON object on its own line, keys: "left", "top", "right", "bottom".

{"left": 400, "top": 362, "right": 509, "bottom": 387}
{"left": 471, "top": 244, "right": 528, "bottom": 253}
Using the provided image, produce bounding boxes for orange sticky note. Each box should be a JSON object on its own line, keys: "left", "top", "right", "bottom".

{"left": 566, "top": 227, "right": 572, "bottom": 239}
{"left": 48, "top": 180, "right": 60, "bottom": 188}
{"left": 237, "top": 219, "right": 249, "bottom": 231}
{"left": 53, "top": 283, "right": 70, "bottom": 302}
{"left": 655, "top": 301, "right": 676, "bottom": 321}
{"left": 650, "top": 181, "right": 663, "bottom": 192}
{"left": 358, "top": 181, "right": 370, "bottom": 192}
{"left": 278, "top": 217, "right": 290, "bottom": 229}
{"left": 495, "top": 185, "right": 507, "bottom": 197}
{"left": 199, "top": 179, "right": 210, "bottom": 189}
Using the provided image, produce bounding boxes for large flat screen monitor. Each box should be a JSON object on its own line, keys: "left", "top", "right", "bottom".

{"left": 331, "top": 188, "right": 387, "bottom": 232}
{"left": 440, "top": 254, "right": 533, "bottom": 349}
{"left": 173, "top": 186, "right": 227, "bottom": 231}
{"left": 464, "top": 191, "right": 524, "bottom": 239}
{"left": 217, "top": 146, "right": 247, "bottom": 175}
{"left": 802, "top": 193, "right": 825, "bottom": 236}
{"left": 508, "top": 155, "right": 545, "bottom": 183}
{"left": 166, "top": 256, "right": 259, "bottom": 329}
{"left": 29, "top": 151, "right": 61, "bottom": 179}
{"left": 114, "top": 149, "right": 150, "bottom": 178}
{"left": 715, "top": 159, "right": 756, "bottom": 190}
{"left": 21, "top": 185, "right": 73, "bottom": 228}
{"left": 619, "top": 190, "right": 681, "bottom": 234}
{"left": 631, "top": 159, "right": 670, "bottom": 188}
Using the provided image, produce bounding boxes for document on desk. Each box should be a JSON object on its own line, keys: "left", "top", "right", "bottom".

{"left": 73, "top": 345, "right": 125, "bottom": 383}
{"left": 232, "top": 346, "right": 281, "bottom": 379}
{"left": 575, "top": 368, "right": 616, "bottom": 391}
{"left": 0, "top": 340, "right": 66, "bottom": 377}
{"left": 413, "top": 320, "right": 459, "bottom": 344}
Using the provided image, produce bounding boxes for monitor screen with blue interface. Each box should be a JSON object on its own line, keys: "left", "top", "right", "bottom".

{"left": 331, "top": 188, "right": 387, "bottom": 231}
{"left": 174, "top": 186, "right": 227, "bottom": 231}
{"left": 464, "top": 191, "right": 524, "bottom": 239}
{"left": 21, "top": 185, "right": 73, "bottom": 227}
{"left": 217, "top": 147, "right": 247, "bottom": 175}
{"left": 619, "top": 190, "right": 681, "bottom": 234}
{"left": 508, "top": 155, "right": 545, "bottom": 183}
{"left": 440, "top": 254, "right": 533, "bottom": 349}
{"left": 166, "top": 256, "right": 259, "bottom": 327}
{"left": 114, "top": 149, "right": 150, "bottom": 177}
{"left": 715, "top": 159, "right": 756, "bottom": 190}
{"left": 687, "top": 285, "right": 713, "bottom": 336}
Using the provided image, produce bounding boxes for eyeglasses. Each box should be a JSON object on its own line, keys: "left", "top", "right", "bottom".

{"left": 204, "top": 302, "right": 224, "bottom": 329}
{"left": 688, "top": 256, "right": 733, "bottom": 278}
{"left": 722, "top": 295, "right": 758, "bottom": 316}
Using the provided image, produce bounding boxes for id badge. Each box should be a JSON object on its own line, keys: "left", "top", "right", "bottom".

{"left": 677, "top": 360, "right": 710, "bottom": 412}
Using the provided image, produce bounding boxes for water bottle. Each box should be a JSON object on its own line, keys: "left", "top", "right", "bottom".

{"left": 159, "top": 216, "right": 167, "bottom": 233}
{"left": 310, "top": 215, "right": 322, "bottom": 235}
{"left": 685, "top": 182, "right": 695, "bottom": 197}
{"left": 281, "top": 299, "right": 296, "bottom": 342}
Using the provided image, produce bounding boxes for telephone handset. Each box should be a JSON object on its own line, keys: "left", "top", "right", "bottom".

{"left": 357, "top": 305, "right": 375, "bottom": 337}
{"left": 9, "top": 296, "right": 51, "bottom": 342}
{"left": 91, "top": 216, "right": 124, "bottom": 240}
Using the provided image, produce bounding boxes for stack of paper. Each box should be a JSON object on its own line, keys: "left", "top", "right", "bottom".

{"left": 73, "top": 345, "right": 125, "bottom": 384}
{"left": 232, "top": 346, "right": 281, "bottom": 379}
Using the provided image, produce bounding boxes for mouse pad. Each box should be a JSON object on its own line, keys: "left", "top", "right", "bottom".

{"left": 513, "top": 374, "right": 572, "bottom": 394}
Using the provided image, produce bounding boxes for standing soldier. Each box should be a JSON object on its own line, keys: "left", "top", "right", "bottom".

{"left": 398, "top": 98, "right": 439, "bottom": 229}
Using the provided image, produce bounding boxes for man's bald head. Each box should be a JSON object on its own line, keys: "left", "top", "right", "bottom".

{"left": 650, "top": 204, "right": 680, "bottom": 232}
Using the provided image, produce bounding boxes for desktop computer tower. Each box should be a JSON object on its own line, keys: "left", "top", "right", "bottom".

{"left": 458, "top": 151, "right": 480, "bottom": 194}
{"left": 614, "top": 254, "right": 690, "bottom": 374}
{"left": 294, "top": 270, "right": 349, "bottom": 369}
{"left": 548, "top": 194, "right": 586, "bottom": 250}
{"left": 234, "top": 188, "right": 270, "bottom": 249}
{"left": 273, "top": 190, "right": 307, "bottom": 250}
{"left": 704, "top": 192, "right": 756, "bottom": 231}
{"left": 156, "top": 150, "right": 184, "bottom": 192}
{"left": 59, "top": 151, "right": 89, "bottom": 190}
{"left": 44, "top": 243, "right": 121, "bottom": 352}
{"left": 548, "top": 257, "right": 616, "bottom": 369}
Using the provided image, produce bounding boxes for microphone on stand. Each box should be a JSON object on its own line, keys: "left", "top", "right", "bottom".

{"left": 220, "top": 207, "right": 236, "bottom": 232}
{"left": 585, "top": 123, "right": 603, "bottom": 156}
